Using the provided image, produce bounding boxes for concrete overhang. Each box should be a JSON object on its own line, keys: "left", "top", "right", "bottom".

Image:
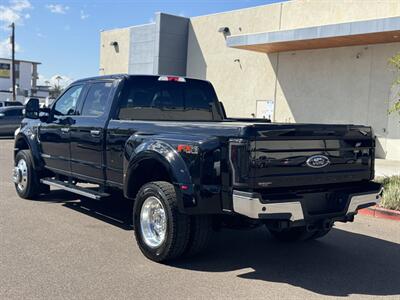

{"left": 226, "top": 16, "right": 400, "bottom": 53}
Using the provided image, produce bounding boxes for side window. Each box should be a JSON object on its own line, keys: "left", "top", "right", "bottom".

{"left": 54, "top": 85, "right": 83, "bottom": 116}
{"left": 80, "top": 82, "right": 112, "bottom": 117}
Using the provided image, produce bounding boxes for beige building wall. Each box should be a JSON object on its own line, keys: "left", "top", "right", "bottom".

{"left": 99, "top": 27, "right": 131, "bottom": 75}
{"left": 274, "top": 43, "right": 400, "bottom": 160}
{"left": 187, "top": 0, "right": 400, "bottom": 160}
{"left": 187, "top": 3, "right": 282, "bottom": 119}
{"left": 280, "top": 0, "right": 400, "bottom": 29}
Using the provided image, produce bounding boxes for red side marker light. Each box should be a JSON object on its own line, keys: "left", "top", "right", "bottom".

{"left": 180, "top": 185, "right": 189, "bottom": 190}
{"left": 177, "top": 144, "right": 192, "bottom": 153}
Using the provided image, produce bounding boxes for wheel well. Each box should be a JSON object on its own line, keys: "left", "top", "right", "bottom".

{"left": 14, "top": 137, "right": 30, "bottom": 158}
{"left": 126, "top": 159, "right": 172, "bottom": 200}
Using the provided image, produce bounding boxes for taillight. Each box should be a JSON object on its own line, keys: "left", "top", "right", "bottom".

{"left": 229, "top": 139, "right": 249, "bottom": 186}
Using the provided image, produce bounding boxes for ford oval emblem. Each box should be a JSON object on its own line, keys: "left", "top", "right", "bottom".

{"left": 306, "top": 155, "right": 330, "bottom": 168}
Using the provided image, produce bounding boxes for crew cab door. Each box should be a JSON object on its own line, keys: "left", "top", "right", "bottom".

{"left": 39, "top": 84, "right": 84, "bottom": 173}
{"left": 69, "top": 80, "right": 114, "bottom": 183}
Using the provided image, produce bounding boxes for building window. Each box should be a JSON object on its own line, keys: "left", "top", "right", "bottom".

{"left": 0, "top": 63, "right": 11, "bottom": 78}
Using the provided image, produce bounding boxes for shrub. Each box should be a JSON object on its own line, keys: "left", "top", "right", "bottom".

{"left": 388, "top": 52, "right": 400, "bottom": 114}
{"left": 377, "top": 176, "right": 400, "bottom": 211}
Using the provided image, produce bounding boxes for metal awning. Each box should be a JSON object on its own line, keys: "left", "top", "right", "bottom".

{"left": 226, "top": 16, "right": 400, "bottom": 53}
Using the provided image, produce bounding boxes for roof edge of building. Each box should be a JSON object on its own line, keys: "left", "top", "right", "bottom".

{"left": 100, "top": 22, "right": 156, "bottom": 33}
{"left": 189, "top": 0, "right": 285, "bottom": 20}
{"left": 227, "top": 15, "right": 400, "bottom": 53}
{"left": 0, "top": 58, "right": 41, "bottom": 64}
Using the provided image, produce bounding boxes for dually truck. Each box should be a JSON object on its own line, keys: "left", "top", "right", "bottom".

{"left": 13, "top": 74, "right": 382, "bottom": 262}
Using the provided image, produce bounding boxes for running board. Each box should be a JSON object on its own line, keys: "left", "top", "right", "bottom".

{"left": 40, "top": 178, "right": 109, "bottom": 200}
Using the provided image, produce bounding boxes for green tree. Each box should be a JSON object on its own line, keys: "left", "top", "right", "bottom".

{"left": 49, "top": 84, "right": 63, "bottom": 98}
{"left": 389, "top": 52, "right": 400, "bottom": 114}
{"left": 46, "top": 76, "right": 64, "bottom": 98}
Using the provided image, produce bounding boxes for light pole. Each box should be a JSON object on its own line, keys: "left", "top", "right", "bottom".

{"left": 55, "top": 75, "right": 62, "bottom": 88}
{"left": 9, "top": 23, "right": 16, "bottom": 101}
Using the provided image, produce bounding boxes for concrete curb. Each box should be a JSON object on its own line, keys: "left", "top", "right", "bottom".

{"left": 358, "top": 205, "right": 400, "bottom": 221}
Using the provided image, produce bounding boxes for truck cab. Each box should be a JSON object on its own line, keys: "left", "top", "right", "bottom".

{"left": 13, "top": 75, "right": 382, "bottom": 262}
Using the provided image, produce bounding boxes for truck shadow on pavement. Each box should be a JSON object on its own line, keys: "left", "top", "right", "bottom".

{"left": 40, "top": 191, "right": 399, "bottom": 297}
{"left": 39, "top": 191, "right": 134, "bottom": 230}
{"left": 174, "top": 227, "right": 400, "bottom": 297}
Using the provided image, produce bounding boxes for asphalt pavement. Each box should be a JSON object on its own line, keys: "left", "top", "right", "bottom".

{"left": 1, "top": 138, "right": 399, "bottom": 299}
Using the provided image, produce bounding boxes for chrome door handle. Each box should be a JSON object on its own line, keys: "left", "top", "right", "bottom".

{"left": 90, "top": 130, "right": 101, "bottom": 137}
{"left": 60, "top": 127, "right": 70, "bottom": 133}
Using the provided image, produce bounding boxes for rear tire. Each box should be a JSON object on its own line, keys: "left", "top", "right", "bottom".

{"left": 133, "top": 181, "right": 190, "bottom": 262}
{"left": 183, "top": 215, "right": 213, "bottom": 257}
{"left": 14, "top": 150, "right": 42, "bottom": 199}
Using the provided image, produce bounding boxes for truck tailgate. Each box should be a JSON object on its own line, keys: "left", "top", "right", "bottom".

{"left": 229, "top": 124, "right": 374, "bottom": 189}
{"left": 252, "top": 124, "right": 374, "bottom": 188}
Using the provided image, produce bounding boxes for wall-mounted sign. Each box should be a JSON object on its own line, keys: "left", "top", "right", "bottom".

{"left": 256, "top": 100, "right": 274, "bottom": 120}
{"left": 0, "top": 63, "right": 10, "bottom": 78}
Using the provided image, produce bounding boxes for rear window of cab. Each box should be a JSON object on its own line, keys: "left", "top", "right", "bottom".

{"left": 117, "top": 76, "right": 222, "bottom": 121}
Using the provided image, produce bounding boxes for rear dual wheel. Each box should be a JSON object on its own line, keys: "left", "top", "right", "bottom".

{"left": 133, "top": 181, "right": 212, "bottom": 262}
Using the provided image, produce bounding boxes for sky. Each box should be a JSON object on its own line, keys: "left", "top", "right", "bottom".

{"left": 0, "top": 0, "right": 285, "bottom": 87}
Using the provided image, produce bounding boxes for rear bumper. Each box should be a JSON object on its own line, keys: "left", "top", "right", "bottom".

{"left": 232, "top": 182, "right": 382, "bottom": 222}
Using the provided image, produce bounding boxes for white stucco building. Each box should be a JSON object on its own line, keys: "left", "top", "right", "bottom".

{"left": 99, "top": 0, "right": 400, "bottom": 160}
{"left": 0, "top": 57, "right": 49, "bottom": 102}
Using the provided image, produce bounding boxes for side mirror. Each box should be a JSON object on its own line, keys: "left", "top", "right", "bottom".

{"left": 39, "top": 106, "right": 51, "bottom": 122}
{"left": 25, "top": 98, "right": 40, "bottom": 119}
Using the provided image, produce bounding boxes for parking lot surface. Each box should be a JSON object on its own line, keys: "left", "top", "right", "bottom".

{"left": 1, "top": 138, "right": 399, "bottom": 299}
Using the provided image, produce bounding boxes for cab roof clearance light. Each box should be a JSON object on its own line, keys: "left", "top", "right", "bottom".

{"left": 158, "top": 76, "right": 186, "bottom": 82}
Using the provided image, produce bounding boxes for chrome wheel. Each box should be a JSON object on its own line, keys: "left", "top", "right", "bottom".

{"left": 13, "top": 159, "right": 28, "bottom": 192}
{"left": 140, "top": 196, "right": 167, "bottom": 248}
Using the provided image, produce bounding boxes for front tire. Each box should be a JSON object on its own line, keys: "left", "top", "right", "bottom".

{"left": 14, "top": 150, "right": 42, "bottom": 199}
{"left": 133, "top": 181, "right": 190, "bottom": 262}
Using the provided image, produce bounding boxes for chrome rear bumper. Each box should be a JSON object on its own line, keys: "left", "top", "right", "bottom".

{"left": 232, "top": 188, "right": 382, "bottom": 221}
{"left": 346, "top": 189, "right": 383, "bottom": 214}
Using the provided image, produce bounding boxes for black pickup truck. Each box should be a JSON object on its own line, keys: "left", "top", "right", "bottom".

{"left": 13, "top": 74, "right": 382, "bottom": 262}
